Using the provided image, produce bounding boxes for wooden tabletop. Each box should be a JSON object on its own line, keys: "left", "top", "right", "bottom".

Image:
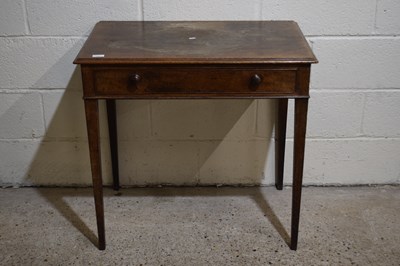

{"left": 74, "top": 21, "right": 317, "bottom": 65}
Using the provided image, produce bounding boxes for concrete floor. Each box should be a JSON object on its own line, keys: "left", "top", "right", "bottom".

{"left": 0, "top": 186, "right": 399, "bottom": 265}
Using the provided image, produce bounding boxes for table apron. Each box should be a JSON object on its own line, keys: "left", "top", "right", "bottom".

{"left": 80, "top": 65, "right": 311, "bottom": 99}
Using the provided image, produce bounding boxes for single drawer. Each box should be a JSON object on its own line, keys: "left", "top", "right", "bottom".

{"left": 93, "top": 67, "right": 297, "bottom": 96}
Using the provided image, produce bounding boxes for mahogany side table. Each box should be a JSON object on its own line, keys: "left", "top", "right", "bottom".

{"left": 74, "top": 21, "right": 318, "bottom": 250}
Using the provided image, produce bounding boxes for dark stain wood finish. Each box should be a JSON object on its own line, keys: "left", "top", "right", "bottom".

{"left": 291, "top": 98, "right": 309, "bottom": 250}
{"left": 275, "top": 98, "right": 288, "bottom": 190}
{"left": 84, "top": 100, "right": 105, "bottom": 250}
{"left": 93, "top": 66, "right": 297, "bottom": 96}
{"left": 74, "top": 21, "right": 317, "bottom": 251}
{"left": 106, "top": 99, "right": 119, "bottom": 191}
{"left": 75, "top": 21, "right": 317, "bottom": 65}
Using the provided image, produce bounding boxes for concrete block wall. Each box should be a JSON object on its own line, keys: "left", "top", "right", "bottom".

{"left": 0, "top": 0, "right": 399, "bottom": 186}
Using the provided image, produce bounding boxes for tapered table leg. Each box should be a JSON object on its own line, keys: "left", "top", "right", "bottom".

{"left": 275, "top": 98, "right": 288, "bottom": 190}
{"left": 106, "top": 99, "right": 120, "bottom": 191}
{"left": 84, "top": 100, "right": 106, "bottom": 250}
{"left": 290, "top": 98, "right": 308, "bottom": 250}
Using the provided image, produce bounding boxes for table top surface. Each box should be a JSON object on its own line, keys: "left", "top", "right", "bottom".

{"left": 74, "top": 21, "right": 317, "bottom": 65}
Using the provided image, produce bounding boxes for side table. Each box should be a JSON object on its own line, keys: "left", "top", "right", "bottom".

{"left": 74, "top": 21, "right": 318, "bottom": 250}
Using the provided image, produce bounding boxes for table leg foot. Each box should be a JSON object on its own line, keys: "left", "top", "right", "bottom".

{"left": 98, "top": 239, "right": 106, "bottom": 250}
{"left": 290, "top": 240, "right": 298, "bottom": 251}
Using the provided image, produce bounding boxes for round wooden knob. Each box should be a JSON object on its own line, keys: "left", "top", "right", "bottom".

{"left": 129, "top": 74, "right": 141, "bottom": 83}
{"left": 250, "top": 74, "right": 262, "bottom": 89}
{"left": 128, "top": 74, "right": 141, "bottom": 91}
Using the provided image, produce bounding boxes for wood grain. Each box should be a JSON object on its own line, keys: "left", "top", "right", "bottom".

{"left": 74, "top": 21, "right": 317, "bottom": 65}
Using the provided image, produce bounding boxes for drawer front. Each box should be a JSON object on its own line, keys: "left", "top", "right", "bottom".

{"left": 93, "top": 67, "right": 297, "bottom": 96}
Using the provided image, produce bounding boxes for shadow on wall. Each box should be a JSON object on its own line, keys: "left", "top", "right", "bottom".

{"left": 22, "top": 41, "right": 110, "bottom": 187}
{"left": 23, "top": 44, "right": 276, "bottom": 188}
